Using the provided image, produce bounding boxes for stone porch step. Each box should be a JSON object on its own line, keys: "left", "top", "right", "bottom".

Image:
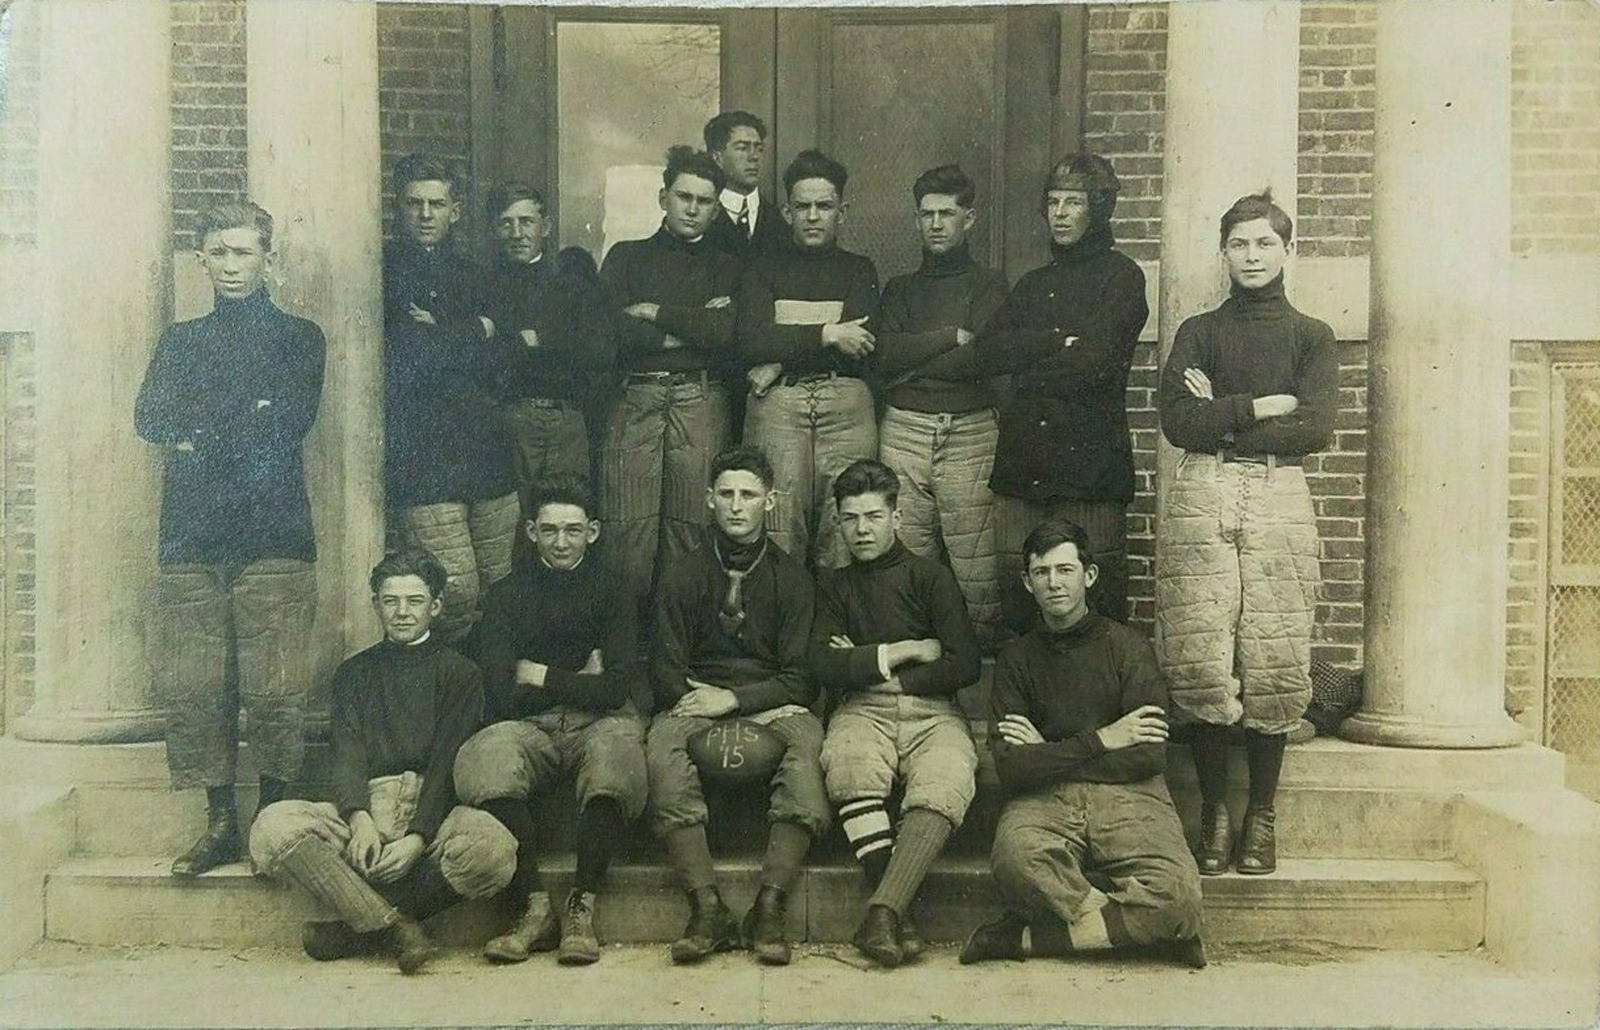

{"left": 45, "top": 855, "right": 1485, "bottom": 954}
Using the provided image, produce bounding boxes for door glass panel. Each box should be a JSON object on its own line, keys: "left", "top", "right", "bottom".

{"left": 828, "top": 20, "right": 999, "bottom": 276}
{"left": 556, "top": 21, "right": 721, "bottom": 262}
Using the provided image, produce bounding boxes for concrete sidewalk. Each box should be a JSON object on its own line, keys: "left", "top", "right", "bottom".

{"left": 2, "top": 941, "right": 1595, "bottom": 1028}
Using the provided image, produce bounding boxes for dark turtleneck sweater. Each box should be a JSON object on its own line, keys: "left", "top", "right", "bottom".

{"left": 328, "top": 634, "right": 485, "bottom": 842}
{"left": 599, "top": 226, "right": 744, "bottom": 375}
{"left": 736, "top": 242, "right": 880, "bottom": 377}
{"left": 812, "top": 540, "right": 981, "bottom": 699}
{"left": 383, "top": 237, "right": 516, "bottom": 508}
{"left": 650, "top": 526, "right": 816, "bottom": 715}
{"left": 974, "top": 224, "right": 1150, "bottom": 503}
{"left": 1159, "top": 273, "right": 1339, "bottom": 457}
{"left": 988, "top": 610, "right": 1168, "bottom": 794}
{"left": 472, "top": 552, "right": 646, "bottom": 721}
{"left": 875, "top": 244, "right": 1010, "bottom": 414}
{"left": 135, "top": 288, "right": 326, "bottom": 565}
{"left": 481, "top": 253, "right": 614, "bottom": 404}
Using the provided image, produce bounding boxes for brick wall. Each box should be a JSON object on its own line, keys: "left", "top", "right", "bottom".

{"left": 1083, "top": 4, "right": 1165, "bottom": 263}
{"left": 1512, "top": 0, "right": 1600, "bottom": 256}
{"left": 1507, "top": 341, "right": 1552, "bottom": 722}
{"left": 377, "top": 5, "right": 472, "bottom": 239}
{"left": 170, "top": 0, "right": 247, "bottom": 248}
{"left": 3, "top": 332, "right": 34, "bottom": 723}
{"left": 1297, "top": 2, "right": 1374, "bottom": 259}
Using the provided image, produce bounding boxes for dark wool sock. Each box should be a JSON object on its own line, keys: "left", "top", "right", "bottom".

{"left": 664, "top": 825, "right": 717, "bottom": 893}
{"left": 480, "top": 796, "right": 542, "bottom": 895}
{"left": 574, "top": 797, "right": 626, "bottom": 895}
{"left": 869, "top": 809, "right": 952, "bottom": 916}
{"left": 1188, "top": 722, "right": 1233, "bottom": 804}
{"left": 1244, "top": 729, "right": 1288, "bottom": 808}
{"left": 838, "top": 795, "right": 894, "bottom": 881}
{"left": 257, "top": 776, "right": 289, "bottom": 812}
{"left": 205, "top": 784, "right": 237, "bottom": 820}
{"left": 761, "top": 820, "right": 813, "bottom": 893}
{"left": 1028, "top": 912, "right": 1070, "bottom": 957}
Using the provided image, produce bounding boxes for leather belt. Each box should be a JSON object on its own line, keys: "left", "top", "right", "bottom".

{"left": 625, "top": 369, "right": 712, "bottom": 387}
{"left": 1219, "top": 449, "right": 1301, "bottom": 468}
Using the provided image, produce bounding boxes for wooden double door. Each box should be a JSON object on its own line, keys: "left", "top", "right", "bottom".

{"left": 477, "top": 6, "right": 1085, "bottom": 281}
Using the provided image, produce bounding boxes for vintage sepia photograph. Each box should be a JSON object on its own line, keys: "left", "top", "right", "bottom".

{"left": 0, "top": 0, "right": 1597, "bottom": 1025}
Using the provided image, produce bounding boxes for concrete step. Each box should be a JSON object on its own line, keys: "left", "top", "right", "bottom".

{"left": 0, "top": 787, "right": 76, "bottom": 970}
{"left": 46, "top": 854, "right": 1484, "bottom": 954}
{"left": 73, "top": 775, "right": 1459, "bottom": 865}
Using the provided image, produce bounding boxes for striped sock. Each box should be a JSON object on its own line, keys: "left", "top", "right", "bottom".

{"left": 869, "top": 809, "right": 952, "bottom": 915}
{"left": 838, "top": 796, "right": 894, "bottom": 881}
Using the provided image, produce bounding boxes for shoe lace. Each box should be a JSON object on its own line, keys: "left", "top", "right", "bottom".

{"left": 567, "top": 891, "right": 592, "bottom": 918}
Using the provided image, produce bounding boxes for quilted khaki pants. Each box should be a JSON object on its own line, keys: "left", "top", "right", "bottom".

{"left": 1154, "top": 453, "right": 1320, "bottom": 734}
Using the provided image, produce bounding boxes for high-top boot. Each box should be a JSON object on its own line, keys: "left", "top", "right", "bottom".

{"left": 1236, "top": 805, "right": 1277, "bottom": 875}
{"left": 1194, "top": 801, "right": 1233, "bottom": 876}
{"left": 558, "top": 889, "right": 601, "bottom": 965}
{"left": 387, "top": 914, "right": 438, "bottom": 975}
{"left": 897, "top": 908, "right": 926, "bottom": 960}
{"left": 172, "top": 786, "right": 241, "bottom": 877}
{"left": 483, "top": 890, "right": 559, "bottom": 963}
{"left": 741, "top": 884, "right": 792, "bottom": 966}
{"left": 669, "top": 886, "right": 738, "bottom": 965}
{"left": 851, "top": 903, "right": 902, "bottom": 968}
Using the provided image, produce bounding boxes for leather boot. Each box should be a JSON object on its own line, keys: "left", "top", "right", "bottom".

{"left": 897, "top": 909, "right": 926, "bottom": 961}
{"left": 558, "top": 889, "right": 601, "bottom": 965}
{"left": 1236, "top": 805, "right": 1277, "bottom": 875}
{"left": 741, "top": 884, "right": 792, "bottom": 966}
{"left": 172, "top": 788, "right": 241, "bottom": 877}
{"left": 959, "top": 910, "right": 1027, "bottom": 964}
{"left": 483, "top": 890, "right": 559, "bottom": 963}
{"left": 301, "top": 921, "right": 373, "bottom": 962}
{"left": 669, "top": 887, "right": 738, "bottom": 965}
{"left": 387, "top": 914, "right": 437, "bottom": 975}
{"left": 1160, "top": 933, "right": 1209, "bottom": 969}
{"left": 1194, "top": 801, "right": 1232, "bottom": 876}
{"left": 851, "top": 904, "right": 902, "bottom": 968}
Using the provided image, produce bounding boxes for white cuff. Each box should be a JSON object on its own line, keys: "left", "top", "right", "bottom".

{"left": 876, "top": 644, "right": 892, "bottom": 682}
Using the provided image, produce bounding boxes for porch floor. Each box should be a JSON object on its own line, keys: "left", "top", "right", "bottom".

{"left": 2, "top": 940, "right": 1595, "bottom": 1028}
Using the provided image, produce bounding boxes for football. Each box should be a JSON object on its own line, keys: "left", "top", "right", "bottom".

{"left": 688, "top": 718, "right": 785, "bottom": 784}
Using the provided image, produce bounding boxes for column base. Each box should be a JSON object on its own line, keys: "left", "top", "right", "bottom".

{"left": 1339, "top": 710, "right": 1527, "bottom": 750}
{"left": 13, "top": 706, "right": 167, "bottom": 744}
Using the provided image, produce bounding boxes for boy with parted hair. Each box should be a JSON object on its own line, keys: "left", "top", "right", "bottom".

{"left": 135, "top": 199, "right": 325, "bottom": 877}
{"left": 814, "top": 459, "right": 981, "bottom": 968}
{"left": 962, "top": 519, "right": 1205, "bottom": 969}
{"left": 384, "top": 153, "right": 519, "bottom": 643}
{"left": 875, "top": 164, "right": 1010, "bottom": 643}
{"left": 454, "top": 473, "right": 648, "bottom": 966}
{"left": 646, "top": 445, "right": 827, "bottom": 967}
{"left": 599, "top": 145, "right": 745, "bottom": 620}
{"left": 1156, "top": 190, "right": 1337, "bottom": 878}
{"left": 249, "top": 548, "right": 516, "bottom": 976}
{"left": 480, "top": 182, "right": 612, "bottom": 500}
{"left": 703, "top": 111, "right": 787, "bottom": 260}
{"left": 737, "top": 149, "right": 881, "bottom": 570}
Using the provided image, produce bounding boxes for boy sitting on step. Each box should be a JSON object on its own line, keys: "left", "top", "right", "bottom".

{"left": 249, "top": 548, "right": 515, "bottom": 974}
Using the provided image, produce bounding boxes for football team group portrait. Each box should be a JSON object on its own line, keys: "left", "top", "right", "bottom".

{"left": 142, "top": 103, "right": 1335, "bottom": 976}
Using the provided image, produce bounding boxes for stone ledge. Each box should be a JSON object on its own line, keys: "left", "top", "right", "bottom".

{"left": 45, "top": 854, "right": 1486, "bottom": 954}
{"left": 0, "top": 788, "right": 76, "bottom": 971}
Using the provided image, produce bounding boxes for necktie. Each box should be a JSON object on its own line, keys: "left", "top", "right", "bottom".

{"left": 718, "top": 568, "right": 748, "bottom": 636}
{"left": 737, "top": 198, "right": 751, "bottom": 240}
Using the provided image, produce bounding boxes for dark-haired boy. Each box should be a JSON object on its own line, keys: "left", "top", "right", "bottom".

{"left": 975, "top": 153, "right": 1149, "bottom": 627}
{"left": 814, "top": 459, "right": 980, "bottom": 967}
{"left": 646, "top": 445, "right": 826, "bottom": 967}
{"left": 704, "top": 111, "right": 787, "bottom": 260}
{"left": 135, "top": 200, "right": 325, "bottom": 877}
{"left": 876, "top": 165, "right": 1010, "bottom": 643}
{"left": 384, "top": 154, "right": 518, "bottom": 643}
{"left": 961, "top": 520, "right": 1204, "bottom": 968}
{"left": 481, "top": 183, "right": 612, "bottom": 499}
{"left": 599, "top": 146, "right": 744, "bottom": 617}
{"left": 1156, "top": 192, "right": 1336, "bottom": 878}
{"left": 737, "top": 149, "right": 880, "bottom": 570}
{"left": 454, "top": 474, "right": 647, "bottom": 966}
{"left": 249, "top": 549, "right": 515, "bottom": 975}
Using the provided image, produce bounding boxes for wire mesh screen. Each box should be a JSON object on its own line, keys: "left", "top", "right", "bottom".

{"left": 1548, "top": 365, "right": 1600, "bottom": 797}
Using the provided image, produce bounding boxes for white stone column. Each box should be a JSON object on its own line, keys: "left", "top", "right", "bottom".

{"left": 1156, "top": 2, "right": 1301, "bottom": 484}
{"left": 1342, "top": 1, "right": 1524, "bottom": 748}
{"left": 247, "top": 2, "right": 386, "bottom": 694}
{"left": 16, "top": 1, "right": 171, "bottom": 741}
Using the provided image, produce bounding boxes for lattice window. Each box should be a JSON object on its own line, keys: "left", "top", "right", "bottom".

{"left": 1548, "top": 364, "right": 1600, "bottom": 798}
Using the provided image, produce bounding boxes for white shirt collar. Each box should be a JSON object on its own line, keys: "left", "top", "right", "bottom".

{"left": 404, "top": 630, "right": 432, "bottom": 647}
{"left": 721, "top": 187, "right": 759, "bottom": 221}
